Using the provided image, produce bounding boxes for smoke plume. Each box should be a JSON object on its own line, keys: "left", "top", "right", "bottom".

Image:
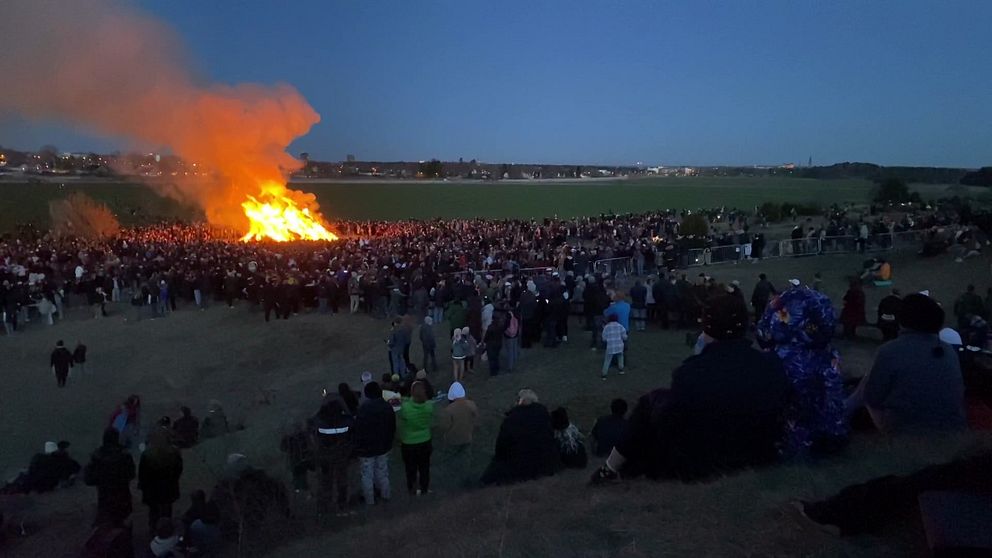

{"left": 0, "top": 0, "right": 321, "bottom": 228}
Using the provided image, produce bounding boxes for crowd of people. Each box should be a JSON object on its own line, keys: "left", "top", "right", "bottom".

{"left": 4, "top": 197, "right": 983, "bottom": 336}
{"left": 2, "top": 197, "right": 990, "bottom": 556}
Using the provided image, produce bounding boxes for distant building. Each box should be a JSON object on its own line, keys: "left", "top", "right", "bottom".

{"left": 346, "top": 154, "right": 356, "bottom": 163}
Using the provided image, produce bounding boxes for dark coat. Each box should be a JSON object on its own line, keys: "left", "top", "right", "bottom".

{"left": 481, "top": 403, "right": 558, "bottom": 485}
{"left": 50, "top": 347, "right": 73, "bottom": 375}
{"left": 312, "top": 409, "right": 354, "bottom": 466}
{"left": 138, "top": 446, "right": 183, "bottom": 506}
{"left": 630, "top": 284, "right": 648, "bottom": 309}
{"left": 352, "top": 397, "right": 396, "bottom": 458}
{"left": 620, "top": 339, "right": 790, "bottom": 481}
{"left": 84, "top": 443, "right": 136, "bottom": 522}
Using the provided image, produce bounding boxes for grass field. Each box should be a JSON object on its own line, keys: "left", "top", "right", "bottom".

{"left": 0, "top": 176, "right": 972, "bottom": 231}
{"left": 2, "top": 249, "right": 990, "bottom": 557}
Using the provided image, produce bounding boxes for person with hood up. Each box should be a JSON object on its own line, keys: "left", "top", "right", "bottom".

{"left": 84, "top": 427, "right": 136, "bottom": 526}
{"left": 758, "top": 284, "right": 847, "bottom": 456}
{"left": 138, "top": 428, "right": 184, "bottom": 529}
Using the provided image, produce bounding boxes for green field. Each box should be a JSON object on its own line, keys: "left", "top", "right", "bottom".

{"left": 0, "top": 176, "right": 970, "bottom": 232}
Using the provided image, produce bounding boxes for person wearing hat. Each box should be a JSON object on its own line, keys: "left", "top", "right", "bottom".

{"left": 591, "top": 295, "right": 790, "bottom": 483}
{"left": 851, "top": 294, "right": 966, "bottom": 434}
{"left": 50, "top": 340, "right": 73, "bottom": 388}
{"left": 437, "top": 382, "right": 479, "bottom": 484}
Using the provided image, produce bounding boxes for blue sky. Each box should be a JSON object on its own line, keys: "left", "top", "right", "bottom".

{"left": 2, "top": 0, "right": 990, "bottom": 167}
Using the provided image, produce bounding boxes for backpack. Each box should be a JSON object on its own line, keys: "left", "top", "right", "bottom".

{"left": 505, "top": 313, "right": 519, "bottom": 338}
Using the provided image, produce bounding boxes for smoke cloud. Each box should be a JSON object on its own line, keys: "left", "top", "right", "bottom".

{"left": 0, "top": 0, "right": 321, "bottom": 228}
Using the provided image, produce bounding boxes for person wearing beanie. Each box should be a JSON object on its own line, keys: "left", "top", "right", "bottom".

{"left": 437, "top": 381, "right": 479, "bottom": 484}
{"left": 591, "top": 295, "right": 790, "bottom": 484}
{"left": 850, "top": 293, "right": 966, "bottom": 434}
{"left": 353, "top": 381, "right": 396, "bottom": 506}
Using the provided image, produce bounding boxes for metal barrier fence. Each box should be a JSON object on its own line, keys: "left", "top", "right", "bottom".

{"left": 592, "top": 257, "right": 633, "bottom": 276}
{"left": 684, "top": 231, "right": 928, "bottom": 268}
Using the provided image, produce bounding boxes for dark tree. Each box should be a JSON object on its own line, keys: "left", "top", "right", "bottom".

{"left": 960, "top": 167, "right": 992, "bottom": 187}
{"left": 418, "top": 159, "right": 443, "bottom": 178}
{"left": 873, "top": 178, "right": 911, "bottom": 204}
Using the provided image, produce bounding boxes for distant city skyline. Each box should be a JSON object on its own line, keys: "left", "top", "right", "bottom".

{"left": 1, "top": 0, "right": 990, "bottom": 168}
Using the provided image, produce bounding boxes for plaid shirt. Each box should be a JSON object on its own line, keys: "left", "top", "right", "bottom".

{"left": 601, "top": 322, "right": 628, "bottom": 355}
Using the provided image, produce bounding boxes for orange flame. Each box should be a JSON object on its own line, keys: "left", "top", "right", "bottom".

{"left": 240, "top": 181, "right": 338, "bottom": 242}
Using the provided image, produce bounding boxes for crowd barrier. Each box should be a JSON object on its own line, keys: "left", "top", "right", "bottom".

{"left": 684, "top": 232, "right": 926, "bottom": 268}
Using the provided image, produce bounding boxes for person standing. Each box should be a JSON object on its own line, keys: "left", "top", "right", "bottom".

{"left": 352, "top": 381, "right": 395, "bottom": 506}
{"left": 437, "top": 382, "right": 478, "bottom": 485}
{"left": 138, "top": 429, "right": 184, "bottom": 529}
{"left": 629, "top": 280, "right": 647, "bottom": 332}
{"left": 311, "top": 398, "right": 354, "bottom": 514}
{"left": 600, "top": 315, "right": 627, "bottom": 380}
{"left": 72, "top": 341, "right": 88, "bottom": 375}
{"left": 50, "top": 340, "right": 73, "bottom": 388}
{"left": 398, "top": 382, "right": 434, "bottom": 496}
{"left": 750, "top": 273, "right": 776, "bottom": 319}
{"left": 420, "top": 316, "right": 437, "bottom": 373}
{"left": 84, "top": 428, "right": 136, "bottom": 526}
{"left": 840, "top": 280, "right": 866, "bottom": 339}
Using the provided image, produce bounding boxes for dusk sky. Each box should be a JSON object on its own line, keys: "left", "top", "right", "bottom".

{"left": 2, "top": 0, "right": 990, "bottom": 167}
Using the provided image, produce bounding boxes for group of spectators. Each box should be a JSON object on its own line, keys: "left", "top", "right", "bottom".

{"left": 3, "top": 197, "right": 991, "bottom": 555}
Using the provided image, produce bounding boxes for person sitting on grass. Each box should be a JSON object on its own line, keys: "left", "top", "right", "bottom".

{"left": 551, "top": 407, "right": 588, "bottom": 470}
{"left": 591, "top": 295, "right": 791, "bottom": 484}
{"left": 757, "top": 285, "right": 848, "bottom": 456}
{"left": 845, "top": 293, "right": 966, "bottom": 434}
{"left": 481, "top": 389, "right": 559, "bottom": 486}
{"left": 590, "top": 399, "right": 628, "bottom": 458}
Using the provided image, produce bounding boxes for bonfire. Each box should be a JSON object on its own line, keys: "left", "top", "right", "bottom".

{"left": 240, "top": 181, "right": 338, "bottom": 242}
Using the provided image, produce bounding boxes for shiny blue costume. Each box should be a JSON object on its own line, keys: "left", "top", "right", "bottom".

{"left": 757, "top": 287, "right": 848, "bottom": 454}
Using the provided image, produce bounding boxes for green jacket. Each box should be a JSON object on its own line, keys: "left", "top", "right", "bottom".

{"left": 399, "top": 399, "right": 434, "bottom": 445}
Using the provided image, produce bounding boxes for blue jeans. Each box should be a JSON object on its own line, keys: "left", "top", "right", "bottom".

{"left": 602, "top": 352, "right": 624, "bottom": 376}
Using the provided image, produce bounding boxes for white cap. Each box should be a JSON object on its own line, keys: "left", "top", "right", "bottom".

{"left": 44, "top": 441, "right": 58, "bottom": 454}
{"left": 789, "top": 278, "right": 801, "bottom": 287}
{"left": 939, "top": 328, "right": 962, "bottom": 346}
{"left": 919, "top": 290, "right": 930, "bottom": 297}
{"left": 447, "top": 381, "right": 466, "bottom": 401}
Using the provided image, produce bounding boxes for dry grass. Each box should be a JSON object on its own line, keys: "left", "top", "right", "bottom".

{"left": 0, "top": 241, "right": 989, "bottom": 556}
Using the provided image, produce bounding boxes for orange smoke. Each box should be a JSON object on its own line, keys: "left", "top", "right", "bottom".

{"left": 0, "top": 0, "right": 333, "bottom": 241}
